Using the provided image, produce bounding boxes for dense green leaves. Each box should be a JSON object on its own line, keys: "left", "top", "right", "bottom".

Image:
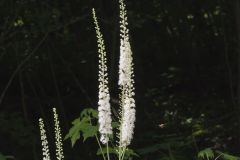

{"left": 82, "top": 124, "right": 98, "bottom": 142}
{"left": 65, "top": 108, "right": 98, "bottom": 147}
{"left": 80, "top": 108, "right": 98, "bottom": 119}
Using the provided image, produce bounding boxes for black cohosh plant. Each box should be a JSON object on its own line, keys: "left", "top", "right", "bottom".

{"left": 92, "top": 0, "right": 135, "bottom": 159}
{"left": 38, "top": 0, "right": 136, "bottom": 160}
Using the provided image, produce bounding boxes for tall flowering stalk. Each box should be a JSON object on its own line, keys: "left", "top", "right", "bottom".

{"left": 118, "top": 0, "right": 136, "bottom": 149}
{"left": 53, "top": 108, "right": 64, "bottom": 160}
{"left": 92, "top": 1, "right": 136, "bottom": 159}
{"left": 39, "top": 118, "right": 51, "bottom": 160}
{"left": 92, "top": 8, "right": 113, "bottom": 145}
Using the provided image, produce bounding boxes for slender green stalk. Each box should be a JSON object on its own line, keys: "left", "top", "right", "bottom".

{"left": 118, "top": 145, "right": 126, "bottom": 160}
{"left": 118, "top": 148, "right": 122, "bottom": 160}
{"left": 120, "top": 147, "right": 126, "bottom": 160}
{"left": 88, "top": 115, "right": 106, "bottom": 160}
{"left": 106, "top": 142, "right": 110, "bottom": 160}
{"left": 95, "top": 135, "right": 107, "bottom": 160}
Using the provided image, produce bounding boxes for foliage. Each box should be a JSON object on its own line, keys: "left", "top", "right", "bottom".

{"left": 198, "top": 148, "right": 214, "bottom": 160}
{"left": 65, "top": 108, "right": 125, "bottom": 158}
{"left": 198, "top": 148, "right": 240, "bottom": 160}
{"left": 66, "top": 104, "right": 139, "bottom": 160}
{"left": 65, "top": 108, "right": 98, "bottom": 147}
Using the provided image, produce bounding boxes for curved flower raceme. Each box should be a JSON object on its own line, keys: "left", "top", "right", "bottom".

{"left": 118, "top": 0, "right": 136, "bottom": 147}
{"left": 39, "top": 118, "right": 51, "bottom": 160}
{"left": 92, "top": 8, "right": 113, "bottom": 144}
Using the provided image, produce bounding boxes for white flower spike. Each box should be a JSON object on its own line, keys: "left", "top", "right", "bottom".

{"left": 92, "top": 8, "right": 113, "bottom": 144}
{"left": 118, "top": 0, "right": 136, "bottom": 147}
{"left": 53, "top": 108, "right": 64, "bottom": 160}
{"left": 39, "top": 118, "right": 51, "bottom": 160}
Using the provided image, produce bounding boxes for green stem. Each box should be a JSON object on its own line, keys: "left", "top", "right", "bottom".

{"left": 118, "top": 146, "right": 122, "bottom": 160}
{"left": 95, "top": 135, "right": 106, "bottom": 160}
{"left": 120, "top": 147, "right": 126, "bottom": 160}
{"left": 89, "top": 115, "right": 106, "bottom": 160}
{"left": 106, "top": 142, "right": 110, "bottom": 160}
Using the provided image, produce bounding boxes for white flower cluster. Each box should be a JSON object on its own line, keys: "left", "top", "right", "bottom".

{"left": 119, "top": 40, "right": 134, "bottom": 87}
{"left": 53, "top": 108, "right": 64, "bottom": 160}
{"left": 118, "top": 0, "right": 136, "bottom": 147}
{"left": 39, "top": 118, "right": 51, "bottom": 160}
{"left": 92, "top": 8, "right": 113, "bottom": 144}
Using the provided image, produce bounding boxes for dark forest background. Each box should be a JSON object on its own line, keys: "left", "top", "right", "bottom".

{"left": 0, "top": 0, "right": 240, "bottom": 159}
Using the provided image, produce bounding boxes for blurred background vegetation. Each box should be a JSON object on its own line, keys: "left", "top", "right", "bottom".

{"left": 0, "top": 0, "right": 240, "bottom": 159}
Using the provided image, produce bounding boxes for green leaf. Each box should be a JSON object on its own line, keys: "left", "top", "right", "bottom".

{"left": 64, "top": 117, "right": 82, "bottom": 146}
{"left": 64, "top": 118, "right": 80, "bottom": 140}
{"left": 82, "top": 125, "right": 98, "bottom": 142}
{"left": 65, "top": 115, "right": 98, "bottom": 146}
{"left": 80, "top": 108, "right": 98, "bottom": 119}
{"left": 72, "top": 118, "right": 81, "bottom": 125}
{"left": 65, "top": 108, "right": 100, "bottom": 146}
{"left": 198, "top": 148, "right": 214, "bottom": 160}
{"left": 65, "top": 117, "right": 94, "bottom": 147}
